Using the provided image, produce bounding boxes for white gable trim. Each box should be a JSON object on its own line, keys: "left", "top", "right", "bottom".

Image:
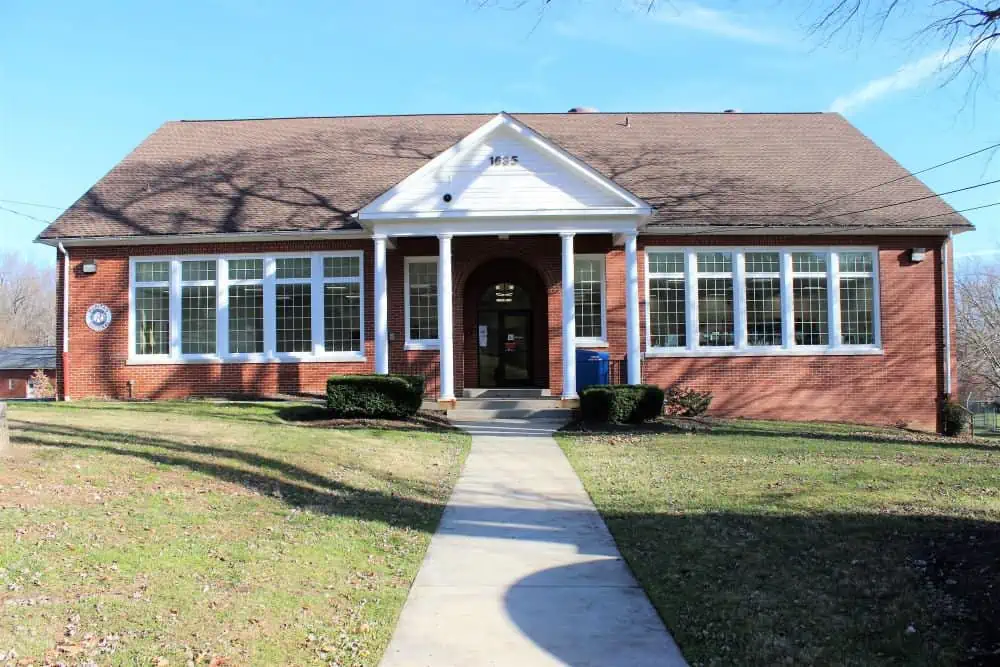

{"left": 357, "top": 112, "right": 651, "bottom": 222}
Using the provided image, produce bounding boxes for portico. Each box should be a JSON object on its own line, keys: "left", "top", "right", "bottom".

{"left": 357, "top": 112, "right": 651, "bottom": 406}
{"left": 366, "top": 228, "right": 645, "bottom": 407}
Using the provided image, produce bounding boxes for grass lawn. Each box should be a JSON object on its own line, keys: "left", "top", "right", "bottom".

{"left": 558, "top": 420, "right": 1000, "bottom": 667}
{"left": 1, "top": 401, "right": 469, "bottom": 666}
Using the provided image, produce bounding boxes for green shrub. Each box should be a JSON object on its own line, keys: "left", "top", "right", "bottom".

{"left": 664, "top": 385, "right": 713, "bottom": 417}
{"left": 579, "top": 384, "right": 665, "bottom": 424}
{"left": 325, "top": 374, "right": 425, "bottom": 419}
{"left": 941, "top": 398, "right": 967, "bottom": 437}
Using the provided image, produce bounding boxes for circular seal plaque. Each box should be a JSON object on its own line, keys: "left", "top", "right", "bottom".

{"left": 85, "top": 303, "right": 112, "bottom": 332}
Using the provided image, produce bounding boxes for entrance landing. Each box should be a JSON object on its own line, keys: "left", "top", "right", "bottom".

{"left": 379, "top": 419, "right": 687, "bottom": 667}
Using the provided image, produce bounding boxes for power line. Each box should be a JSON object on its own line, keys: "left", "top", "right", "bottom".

{"left": 0, "top": 205, "right": 52, "bottom": 224}
{"left": 0, "top": 198, "right": 64, "bottom": 210}
{"left": 789, "top": 140, "right": 1000, "bottom": 213}
{"left": 801, "top": 178, "right": 1000, "bottom": 224}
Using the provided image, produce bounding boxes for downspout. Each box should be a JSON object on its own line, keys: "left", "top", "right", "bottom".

{"left": 942, "top": 232, "right": 953, "bottom": 397}
{"left": 58, "top": 243, "right": 70, "bottom": 401}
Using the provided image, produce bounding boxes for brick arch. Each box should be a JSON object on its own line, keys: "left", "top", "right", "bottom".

{"left": 459, "top": 256, "right": 550, "bottom": 390}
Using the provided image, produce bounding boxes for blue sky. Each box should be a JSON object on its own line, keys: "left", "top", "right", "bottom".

{"left": 2, "top": 0, "right": 997, "bottom": 266}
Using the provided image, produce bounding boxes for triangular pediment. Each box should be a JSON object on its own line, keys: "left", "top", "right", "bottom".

{"left": 359, "top": 113, "right": 649, "bottom": 220}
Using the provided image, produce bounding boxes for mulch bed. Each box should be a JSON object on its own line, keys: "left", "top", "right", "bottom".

{"left": 278, "top": 406, "right": 456, "bottom": 431}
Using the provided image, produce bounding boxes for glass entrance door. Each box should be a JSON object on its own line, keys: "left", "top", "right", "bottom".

{"left": 477, "top": 282, "right": 533, "bottom": 387}
{"left": 499, "top": 312, "right": 530, "bottom": 385}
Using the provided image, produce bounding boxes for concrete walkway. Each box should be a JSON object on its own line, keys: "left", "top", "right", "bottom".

{"left": 380, "top": 419, "right": 687, "bottom": 667}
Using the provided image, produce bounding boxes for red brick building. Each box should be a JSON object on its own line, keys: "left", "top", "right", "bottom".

{"left": 0, "top": 347, "right": 56, "bottom": 399}
{"left": 36, "top": 112, "right": 969, "bottom": 430}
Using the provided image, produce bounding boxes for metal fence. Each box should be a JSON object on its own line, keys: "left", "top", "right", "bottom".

{"left": 968, "top": 400, "right": 1000, "bottom": 433}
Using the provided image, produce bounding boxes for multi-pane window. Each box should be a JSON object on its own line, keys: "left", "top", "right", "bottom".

{"left": 323, "top": 256, "right": 362, "bottom": 352}
{"left": 695, "top": 252, "right": 734, "bottom": 347}
{"left": 181, "top": 261, "right": 217, "bottom": 354}
{"left": 839, "top": 252, "right": 876, "bottom": 346}
{"left": 575, "top": 257, "right": 604, "bottom": 341}
{"left": 275, "top": 258, "right": 312, "bottom": 353}
{"left": 407, "top": 259, "right": 438, "bottom": 343}
{"left": 647, "top": 251, "right": 687, "bottom": 348}
{"left": 132, "top": 253, "right": 363, "bottom": 360}
{"left": 228, "top": 258, "right": 264, "bottom": 354}
{"left": 134, "top": 261, "right": 169, "bottom": 355}
{"left": 745, "top": 252, "right": 782, "bottom": 346}
{"left": 792, "top": 252, "right": 829, "bottom": 346}
{"left": 646, "top": 248, "right": 879, "bottom": 354}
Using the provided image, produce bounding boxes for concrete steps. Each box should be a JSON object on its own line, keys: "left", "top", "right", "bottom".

{"left": 448, "top": 393, "right": 570, "bottom": 420}
{"left": 461, "top": 388, "right": 551, "bottom": 399}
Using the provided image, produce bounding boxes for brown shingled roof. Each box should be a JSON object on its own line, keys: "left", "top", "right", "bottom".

{"left": 37, "top": 112, "right": 971, "bottom": 241}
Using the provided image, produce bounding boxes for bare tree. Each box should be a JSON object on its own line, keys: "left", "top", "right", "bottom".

{"left": 810, "top": 0, "right": 999, "bottom": 80}
{"left": 497, "top": 1, "right": 1000, "bottom": 81}
{"left": 956, "top": 256, "right": 1000, "bottom": 401}
{"left": 0, "top": 252, "right": 56, "bottom": 347}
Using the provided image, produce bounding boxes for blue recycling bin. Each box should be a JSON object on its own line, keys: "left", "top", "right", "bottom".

{"left": 576, "top": 348, "right": 610, "bottom": 393}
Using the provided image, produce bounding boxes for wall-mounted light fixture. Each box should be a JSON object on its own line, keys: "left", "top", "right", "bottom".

{"left": 81, "top": 260, "right": 98, "bottom": 274}
{"left": 909, "top": 248, "right": 927, "bottom": 263}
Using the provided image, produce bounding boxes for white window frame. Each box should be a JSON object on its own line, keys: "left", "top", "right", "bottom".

{"left": 128, "top": 250, "right": 365, "bottom": 365}
{"left": 574, "top": 254, "right": 608, "bottom": 347}
{"left": 130, "top": 259, "right": 172, "bottom": 362}
{"left": 404, "top": 256, "right": 440, "bottom": 350}
{"left": 644, "top": 246, "right": 882, "bottom": 357}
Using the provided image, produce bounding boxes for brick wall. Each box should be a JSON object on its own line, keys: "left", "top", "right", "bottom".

{"left": 632, "top": 235, "right": 954, "bottom": 432}
{"left": 56, "top": 233, "right": 954, "bottom": 431}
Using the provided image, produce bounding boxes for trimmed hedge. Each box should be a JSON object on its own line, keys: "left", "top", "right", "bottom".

{"left": 326, "top": 374, "right": 425, "bottom": 419}
{"left": 579, "top": 384, "right": 665, "bottom": 424}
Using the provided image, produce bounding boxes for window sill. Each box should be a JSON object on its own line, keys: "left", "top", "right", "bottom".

{"left": 404, "top": 340, "right": 441, "bottom": 351}
{"left": 644, "top": 346, "right": 883, "bottom": 358}
{"left": 127, "top": 353, "right": 367, "bottom": 365}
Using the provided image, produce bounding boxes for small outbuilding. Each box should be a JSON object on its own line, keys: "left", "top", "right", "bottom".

{"left": 0, "top": 346, "right": 56, "bottom": 399}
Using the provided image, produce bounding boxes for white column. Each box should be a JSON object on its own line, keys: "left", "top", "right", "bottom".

{"left": 624, "top": 232, "right": 642, "bottom": 385}
{"left": 437, "top": 233, "right": 455, "bottom": 402}
{"left": 561, "top": 232, "right": 578, "bottom": 400}
{"left": 373, "top": 234, "right": 389, "bottom": 374}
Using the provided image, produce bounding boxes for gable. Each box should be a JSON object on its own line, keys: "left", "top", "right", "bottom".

{"left": 359, "top": 115, "right": 647, "bottom": 219}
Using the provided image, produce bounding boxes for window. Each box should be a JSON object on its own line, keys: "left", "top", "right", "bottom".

{"left": 645, "top": 248, "right": 879, "bottom": 356}
{"left": 406, "top": 259, "right": 438, "bottom": 345}
{"left": 130, "top": 252, "right": 363, "bottom": 362}
{"left": 180, "top": 260, "right": 217, "bottom": 355}
{"left": 275, "top": 257, "right": 312, "bottom": 353}
{"left": 134, "top": 261, "right": 170, "bottom": 356}
{"left": 575, "top": 256, "right": 605, "bottom": 342}
{"left": 228, "top": 259, "right": 264, "bottom": 354}
{"left": 695, "top": 252, "right": 734, "bottom": 347}
{"left": 839, "top": 251, "right": 876, "bottom": 346}
{"left": 8, "top": 379, "right": 15, "bottom": 390}
{"left": 647, "top": 251, "right": 687, "bottom": 348}
{"left": 323, "top": 256, "right": 362, "bottom": 353}
{"left": 792, "top": 252, "right": 828, "bottom": 346}
{"left": 745, "top": 252, "right": 782, "bottom": 346}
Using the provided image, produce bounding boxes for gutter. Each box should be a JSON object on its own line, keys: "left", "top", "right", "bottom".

{"left": 942, "top": 232, "right": 953, "bottom": 396}
{"left": 57, "top": 243, "right": 69, "bottom": 401}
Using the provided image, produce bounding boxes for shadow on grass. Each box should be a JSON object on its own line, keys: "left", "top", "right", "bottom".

{"left": 9, "top": 419, "right": 449, "bottom": 531}
{"left": 564, "top": 418, "right": 1000, "bottom": 453}
{"left": 593, "top": 510, "right": 1000, "bottom": 667}
{"left": 7, "top": 419, "right": 999, "bottom": 665}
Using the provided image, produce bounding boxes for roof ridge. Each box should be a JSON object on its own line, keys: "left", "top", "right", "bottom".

{"left": 174, "top": 111, "right": 831, "bottom": 123}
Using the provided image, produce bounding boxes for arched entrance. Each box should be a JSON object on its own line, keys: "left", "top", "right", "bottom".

{"left": 462, "top": 258, "right": 549, "bottom": 389}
